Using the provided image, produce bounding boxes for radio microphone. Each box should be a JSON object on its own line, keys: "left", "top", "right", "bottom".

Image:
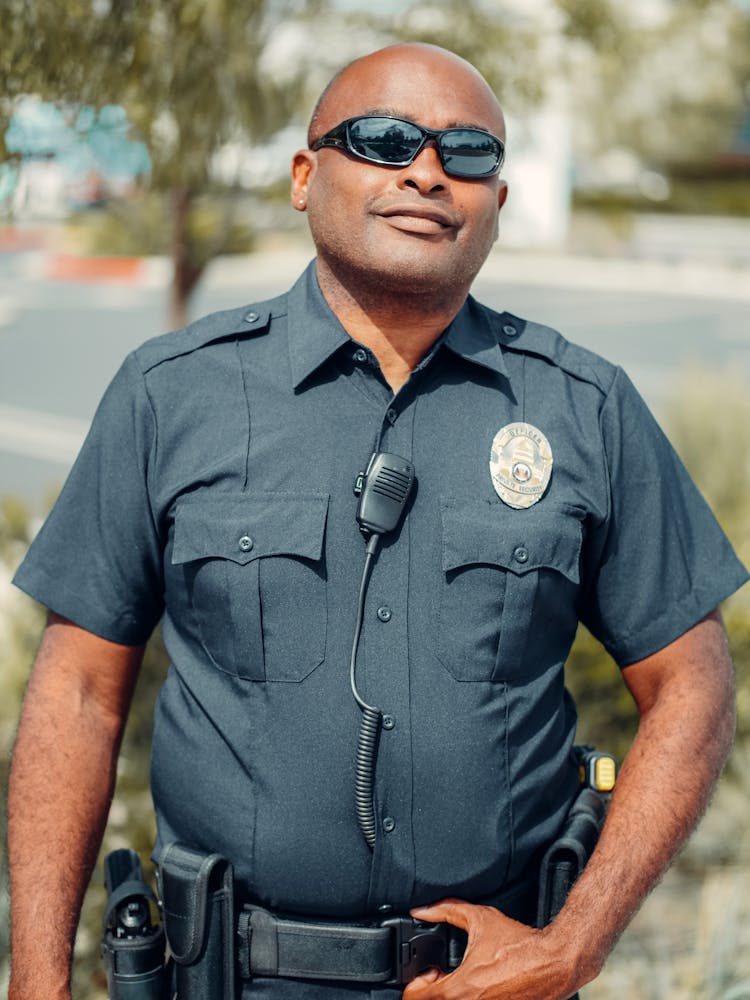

{"left": 350, "top": 451, "right": 416, "bottom": 848}
{"left": 355, "top": 451, "right": 416, "bottom": 544}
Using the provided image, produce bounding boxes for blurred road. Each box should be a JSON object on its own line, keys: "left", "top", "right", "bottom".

{"left": 1, "top": 243, "right": 749, "bottom": 505}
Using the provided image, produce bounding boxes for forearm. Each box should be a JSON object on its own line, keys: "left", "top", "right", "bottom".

{"left": 8, "top": 617, "right": 142, "bottom": 999}
{"left": 547, "top": 615, "right": 736, "bottom": 988}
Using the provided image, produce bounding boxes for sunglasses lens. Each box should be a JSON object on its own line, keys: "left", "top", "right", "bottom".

{"left": 348, "top": 118, "right": 424, "bottom": 164}
{"left": 341, "top": 117, "right": 503, "bottom": 177}
{"left": 440, "top": 129, "right": 503, "bottom": 177}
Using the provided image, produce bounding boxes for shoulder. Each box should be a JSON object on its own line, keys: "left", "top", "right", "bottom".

{"left": 471, "top": 296, "right": 619, "bottom": 397}
{"left": 132, "top": 292, "right": 288, "bottom": 374}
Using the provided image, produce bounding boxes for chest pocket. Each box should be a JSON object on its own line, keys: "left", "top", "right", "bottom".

{"left": 172, "top": 492, "right": 329, "bottom": 682}
{"left": 436, "top": 499, "right": 582, "bottom": 682}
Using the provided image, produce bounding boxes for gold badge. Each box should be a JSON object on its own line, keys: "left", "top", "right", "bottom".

{"left": 490, "top": 422, "right": 553, "bottom": 509}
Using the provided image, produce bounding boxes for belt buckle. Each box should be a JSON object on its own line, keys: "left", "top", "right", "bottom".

{"left": 381, "top": 916, "right": 449, "bottom": 986}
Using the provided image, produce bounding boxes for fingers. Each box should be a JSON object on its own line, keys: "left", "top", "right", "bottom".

{"left": 404, "top": 899, "right": 544, "bottom": 999}
{"left": 410, "top": 897, "right": 474, "bottom": 930}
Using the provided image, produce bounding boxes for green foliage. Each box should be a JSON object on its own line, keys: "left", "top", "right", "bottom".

{"left": 556, "top": 0, "right": 749, "bottom": 175}
{"left": 555, "top": 0, "right": 627, "bottom": 54}
{"left": 386, "top": 0, "right": 546, "bottom": 108}
{"left": 575, "top": 177, "right": 750, "bottom": 219}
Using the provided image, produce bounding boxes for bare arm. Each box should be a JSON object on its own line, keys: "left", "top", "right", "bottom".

{"left": 405, "top": 610, "right": 736, "bottom": 999}
{"left": 8, "top": 613, "right": 144, "bottom": 1000}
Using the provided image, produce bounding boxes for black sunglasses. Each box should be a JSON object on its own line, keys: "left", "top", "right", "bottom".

{"left": 310, "top": 115, "right": 505, "bottom": 179}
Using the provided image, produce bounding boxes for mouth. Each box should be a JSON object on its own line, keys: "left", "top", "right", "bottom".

{"left": 377, "top": 205, "right": 458, "bottom": 235}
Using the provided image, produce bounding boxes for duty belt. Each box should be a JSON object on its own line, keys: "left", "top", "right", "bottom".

{"left": 237, "top": 905, "right": 468, "bottom": 985}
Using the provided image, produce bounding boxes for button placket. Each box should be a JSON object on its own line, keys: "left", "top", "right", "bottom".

{"left": 362, "top": 395, "right": 415, "bottom": 914}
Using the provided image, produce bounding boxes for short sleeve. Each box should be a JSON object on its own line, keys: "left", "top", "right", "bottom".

{"left": 580, "top": 367, "right": 748, "bottom": 666}
{"left": 12, "top": 353, "right": 165, "bottom": 645}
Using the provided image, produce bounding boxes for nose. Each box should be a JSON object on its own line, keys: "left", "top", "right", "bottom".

{"left": 399, "top": 141, "right": 447, "bottom": 194}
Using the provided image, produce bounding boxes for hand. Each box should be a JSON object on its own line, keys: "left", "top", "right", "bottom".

{"left": 403, "top": 898, "right": 579, "bottom": 1000}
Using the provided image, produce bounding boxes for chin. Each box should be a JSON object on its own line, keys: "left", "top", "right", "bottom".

{"left": 375, "top": 254, "right": 481, "bottom": 296}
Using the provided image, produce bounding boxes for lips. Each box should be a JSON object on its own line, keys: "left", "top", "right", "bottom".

{"left": 377, "top": 204, "right": 458, "bottom": 229}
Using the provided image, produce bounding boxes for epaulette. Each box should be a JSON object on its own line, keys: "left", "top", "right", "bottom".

{"left": 134, "top": 292, "right": 287, "bottom": 373}
{"left": 487, "top": 306, "right": 618, "bottom": 396}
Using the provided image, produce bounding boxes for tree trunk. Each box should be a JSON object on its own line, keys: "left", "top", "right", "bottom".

{"left": 169, "top": 186, "right": 205, "bottom": 330}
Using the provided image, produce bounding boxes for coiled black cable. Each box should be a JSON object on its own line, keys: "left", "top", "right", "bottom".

{"left": 350, "top": 537, "right": 382, "bottom": 849}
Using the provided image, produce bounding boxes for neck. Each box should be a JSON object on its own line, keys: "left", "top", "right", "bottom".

{"left": 316, "top": 259, "right": 469, "bottom": 394}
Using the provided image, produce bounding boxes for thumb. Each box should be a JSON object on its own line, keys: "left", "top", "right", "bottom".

{"left": 403, "top": 965, "right": 445, "bottom": 998}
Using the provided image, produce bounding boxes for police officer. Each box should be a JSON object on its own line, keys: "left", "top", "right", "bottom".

{"left": 8, "top": 43, "right": 748, "bottom": 1000}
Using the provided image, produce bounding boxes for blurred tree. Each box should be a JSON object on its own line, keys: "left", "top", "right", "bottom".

{"left": 554, "top": 0, "right": 750, "bottom": 178}
{"left": 0, "top": 0, "right": 326, "bottom": 326}
{"left": 382, "top": 0, "right": 547, "bottom": 108}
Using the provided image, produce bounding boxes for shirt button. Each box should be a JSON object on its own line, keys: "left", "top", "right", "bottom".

{"left": 503, "top": 323, "right": 519, "bottom": 338}
{"left": 238, "top": 535, "right": 254, "bottom": 552}
{"left": 513, "top": 546, "right": 529, "bottom": 564}
{"left": 353, "top": 348, "right": 368, "bottom": 363}
{"left": 243, "top": 311, "right": 259, "bottom": 324}
{"left": 378, "top": 903, "right": 394, "bottom": 914}
{"left": 382, "top": 816, "right": 396, "bottom": 833}
{"left": 382, "top": 715, "right": 395, "bottom": 730}
{"left": 377, "top": 606, "right": 392, "bottom": 622}
{"left": 386, "top": 408, "right": 397, "bottom": 424}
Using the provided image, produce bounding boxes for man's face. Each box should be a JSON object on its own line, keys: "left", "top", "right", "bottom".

{"left": 292, "top": 46, "right": 508, "bottom": 302}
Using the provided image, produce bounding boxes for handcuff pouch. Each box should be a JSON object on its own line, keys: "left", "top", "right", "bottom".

{"left": 158, "top": 842, "right": 235, "bottom": 999}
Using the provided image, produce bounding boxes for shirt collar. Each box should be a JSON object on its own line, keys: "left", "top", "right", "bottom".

{"left": 442, "top": 295, "right": 509, "bottom": 380}
{"left": 287, "top": 261, "right": 509, "bottom": 388}
{"left": 287, "top": 262, "right": 353, "bottom": 390}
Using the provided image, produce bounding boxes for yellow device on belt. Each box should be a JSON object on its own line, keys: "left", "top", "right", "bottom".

{"left": 575, "top": 746, "right": 617, "bottom": 792}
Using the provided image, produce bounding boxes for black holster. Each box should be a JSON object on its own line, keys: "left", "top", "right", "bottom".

{"left": 158, "top": 842, "right": 236, "bottom": 1000}
{"left": 536, "top": 786, "right": 607, "bottom": 928}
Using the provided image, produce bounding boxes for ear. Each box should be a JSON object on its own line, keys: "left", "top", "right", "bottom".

{"left": 497, "top": 179, "right": 509, "bottom": 213}
{"left": 291, "top": 150, "right": 316, "bottom": 212}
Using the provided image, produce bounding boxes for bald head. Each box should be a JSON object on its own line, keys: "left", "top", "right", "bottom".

{"left": 308, "top": 43, "right": 505, "bottom": 147}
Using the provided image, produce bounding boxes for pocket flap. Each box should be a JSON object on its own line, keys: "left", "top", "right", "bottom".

{"left": 440, "top": 498, "right": 581, "bottom": 583}
{"left": 172, "top": 492, "right": 329, "bottom": 566}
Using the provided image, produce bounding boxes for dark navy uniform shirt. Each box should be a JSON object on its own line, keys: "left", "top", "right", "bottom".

{"left": 14, "top": 262, "right": 748, "bottom": 998}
